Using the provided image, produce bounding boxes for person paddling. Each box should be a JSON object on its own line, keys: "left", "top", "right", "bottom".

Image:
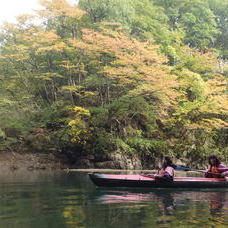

{"left": 205, "top": 155, "right": 228, "bottom": 178}
{"left": 154, "top": 156, "right": 175, "bottom": 182}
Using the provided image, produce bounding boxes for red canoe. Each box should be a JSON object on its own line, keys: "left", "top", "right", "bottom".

{"left": 89, "top": 173, "right": 228, "bottom": 188}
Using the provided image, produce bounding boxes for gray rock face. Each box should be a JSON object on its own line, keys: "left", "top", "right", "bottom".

{"left": 109, "top": 152, "right": 142, "bottom": 170}
{"left": 73, "top": 151, "right": 142, "bottom": 169}
{"left": 73, "top": 159, "right": 95, "bottom": 168}
{"left": 94, "top": 161, "right": 121, "bottom": 169}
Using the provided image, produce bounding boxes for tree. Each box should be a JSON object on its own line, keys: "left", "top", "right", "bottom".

{"left": 0, "top": 0, "right": 227, "bottom": 163}
{"left": 208, "top": 0, "right": 228, "bottom": 59}
{"left": 79, "top": 0, "right": 134, "bottom": 24}
{"left": 153, "top": 0, "right": 219, "bottom": 51}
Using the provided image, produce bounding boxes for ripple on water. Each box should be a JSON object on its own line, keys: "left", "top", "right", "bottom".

{"left": 0, "top": 171, "right": 227, "bottom": 228}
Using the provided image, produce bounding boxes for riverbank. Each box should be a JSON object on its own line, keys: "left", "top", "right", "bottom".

{"left": 0, "top": 152, "right": 202, "bottom": 178}
{"left": 0, "top": 152, "right": 69, "bottom": 171}
{"left": 0, "top": 151, "right": 144, "bottom": 171}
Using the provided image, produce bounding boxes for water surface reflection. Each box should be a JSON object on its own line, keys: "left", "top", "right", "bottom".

{"left": 0, "top": 171, "right": 227, "bottom": 228}
{"left": 93, "top": 188, "right": 228, "bottom": 227}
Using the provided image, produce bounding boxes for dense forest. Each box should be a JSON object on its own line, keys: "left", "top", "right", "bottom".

{"left": 0, "top": 0, "right": 227, "bottom": 168}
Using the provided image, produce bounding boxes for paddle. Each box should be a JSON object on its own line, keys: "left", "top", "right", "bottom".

{"left": 173, "top": 164, "right": 225, "bottom": 177}
{"left": 142, "top": 164, "right": 225, "bottom": 178}
{"left": 173, "top": 164, "right": 191, "bottom": 171}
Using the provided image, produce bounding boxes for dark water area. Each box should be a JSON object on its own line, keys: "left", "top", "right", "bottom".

{"left": 0, "top": 171, "right": 227, "bottom": 228}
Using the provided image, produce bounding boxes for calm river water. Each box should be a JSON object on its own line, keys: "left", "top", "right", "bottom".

{"left": 0, "top": 171, "right": 227, "bottom": 228}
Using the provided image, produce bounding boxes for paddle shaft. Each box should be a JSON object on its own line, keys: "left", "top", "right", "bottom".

{"left": 179, "top": 167, "right": 224, "bottom": 177}
{"left": 148, "top": 165, "right": 225, "bottom": 177}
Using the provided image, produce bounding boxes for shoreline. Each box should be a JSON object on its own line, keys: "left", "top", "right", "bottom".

{"left": 0, "top": 151, "right": 68, "bottom": 171}
{"left": 0, "top": 152, "right": 205, "bottom": 177}
{"left": 65, "top": 169, "right": 204, "bottom": 177}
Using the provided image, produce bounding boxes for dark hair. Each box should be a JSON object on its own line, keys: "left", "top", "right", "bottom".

{"left": 208, "top": 155, "right": 221, "bottom": 167}
{"left": 162, "top": 156, "right": 173, "bottom": 169}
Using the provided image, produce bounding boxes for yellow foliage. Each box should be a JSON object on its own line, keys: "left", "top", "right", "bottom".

{"left": 34, "top": 72, "right": 63, "bottom": 81}
{"left": 60, "top": 60, "right": 79, "bottom": 69}
{"left": 67, "top": 106, "right": 91, "bottom": 144}
{"left": 187, "top": 118, "right": 228, "bottom": 130}
{"left": 205, "top": 77, "right": 227, "bottom": 95}
{"left": 205, "top": 76, "right": 228, "bottom": 114}
{"left": 34, "top": 30, "right": 59, "bottom": 44}
{"left": 179, "top": 46, "right": 218, "bottom": 73}
{"left": 38, "top": 0, "right": 86, "bottom": 19}
{"left": 72, "top": 106, "right": 90, "bottom": 117}
{"left": 15, "top": 14, "right": 36, "bottom": 24}
{"left": 62, "top": 204, "right": 85, "bottom": 226}
{"left": 72, "top": 26, "right": 180, "bottom": 107}
{"left": 61, "top": 85, "right": 83, "bottom": 92}
{"left": 1, "top": 44, "right": 30, "bottom": 62}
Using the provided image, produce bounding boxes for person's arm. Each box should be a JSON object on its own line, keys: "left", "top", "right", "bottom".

{"left": 217, "top": 164, "right": 228, "bottom": 173}
{"left": 204, "top": 166, "right": 211, "bottom": 178}
{"left": 221, "top": 171, "right": 228, "bottom": 177}
{"left": 154, "top": 169, "right": 163, "bottom": 177}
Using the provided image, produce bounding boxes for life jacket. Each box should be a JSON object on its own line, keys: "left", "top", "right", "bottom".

{"left": 209, "top": 166, "right": 220, "bottom": 178}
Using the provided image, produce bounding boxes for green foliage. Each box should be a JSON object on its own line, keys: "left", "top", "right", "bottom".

{"left": 89, "top": 133, "right": 113, "bottom": 155}
{"left": 177, "top": 69, "right": 206, "bottom": 101}
{"left": 107, "top": 95, "right": 155, "bottom": 134}
{"left": 153, "top": 0, "right": 220, "bottom": 51}
{"left": 0, "top": 129, "right": 5, "bottom": 138}
{"left": 113, "top": 138, "right": 136, "bottom": 154}
{"left": 129, "top": 0, "right": 170, "bottom": 41}
{"left": 79, "top": 0, "right": 134, "bottom": 26}
{"left": 0, "top": 0, "right": 227, "bottom": 165}
{"left": 127, "top": 137, "right": 168, "bottom": 156}
{"left": 207, "top": 0, "right": 228, "bottom": 58}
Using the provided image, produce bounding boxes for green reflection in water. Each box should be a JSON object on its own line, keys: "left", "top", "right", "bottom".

{"left": 0, "top": 171, "right": 227, "bottom": 228}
